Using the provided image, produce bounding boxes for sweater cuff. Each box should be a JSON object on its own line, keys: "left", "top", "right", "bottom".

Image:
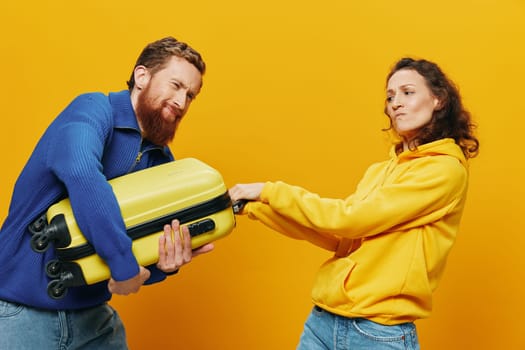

{"left": 105, "top": 250, "right": 140, "bottom": 281}
{"left": 143, "top": 266, "right": 178, "bottom": 285}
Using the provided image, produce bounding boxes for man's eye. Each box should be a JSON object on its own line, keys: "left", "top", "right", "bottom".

{"left": 404, "top": 91, "right": 414, "bottom": 95}
{"left": 386, "top": 96, "right": 393, "bottom": 102}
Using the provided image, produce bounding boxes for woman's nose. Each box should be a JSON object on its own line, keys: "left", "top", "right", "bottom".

{"left": 391, "top": 95, "right": 403, "bottom": 110}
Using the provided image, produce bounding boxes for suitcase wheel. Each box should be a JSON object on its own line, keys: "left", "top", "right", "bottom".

{"left": 28, "top": 213, "right": 48, "bottom": 235}
{"left": 30, "top": 233, "right": 51, "bottom": 253}
{"left": 47, "top": 279, "right": 68, "bottom": 300}
{"left": 45, "top": 260, "right": 63, "bottom": 278}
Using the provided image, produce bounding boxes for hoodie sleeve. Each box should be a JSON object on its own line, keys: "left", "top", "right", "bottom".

{"left": 250, "top": 154, "right": 468, "bottom": 240}
{"left": 243, "top": 201, "right": 341, "bottom": 252}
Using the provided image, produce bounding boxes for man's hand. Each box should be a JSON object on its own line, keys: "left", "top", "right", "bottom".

{"left": 157, "top": 219, "right": 214, "bottom": 273}
{"left": 108, "top": 266, "right": 151, "bottom": 295}
{"left": 107, "top": 219, "right": 214, "bottom": 295}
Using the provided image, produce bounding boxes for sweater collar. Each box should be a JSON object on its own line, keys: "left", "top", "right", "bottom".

{"left": 108, "top": 90, "right": 172, "bottom": 156}
{"left": 108, "top": 90, "right": 141, "bottom": 131}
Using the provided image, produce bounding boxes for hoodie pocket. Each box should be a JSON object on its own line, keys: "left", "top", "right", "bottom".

{"left": 311, "top": 257, "right": 356, "bottom": 309}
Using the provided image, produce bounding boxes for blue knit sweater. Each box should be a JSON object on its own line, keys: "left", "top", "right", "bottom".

{"left": 0, "top": 90, "right": 174, "bottom": 309}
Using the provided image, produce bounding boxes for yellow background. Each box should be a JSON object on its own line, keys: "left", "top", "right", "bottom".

{"left": 1, "top": 0, "right": 524, "bottom": 349}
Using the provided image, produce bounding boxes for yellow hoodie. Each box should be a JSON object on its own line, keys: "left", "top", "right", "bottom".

{"left": 242, "top": 138, "right": 469, "bottom": 325}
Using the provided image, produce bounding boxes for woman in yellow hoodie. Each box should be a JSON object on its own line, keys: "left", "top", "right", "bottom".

{"left": 229, "top": 58, "right": 479, "bottom": 350}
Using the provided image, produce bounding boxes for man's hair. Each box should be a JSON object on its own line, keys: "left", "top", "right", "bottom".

{"left": 127, "top": 36, "right": 206, "bottom": 90}
{"left": 384, "top": 57, "right": 479, "bottom": 158}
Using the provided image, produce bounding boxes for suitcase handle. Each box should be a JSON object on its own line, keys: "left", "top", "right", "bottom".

{"left": 232, "top": 199, "right": 249, "bottom": 214}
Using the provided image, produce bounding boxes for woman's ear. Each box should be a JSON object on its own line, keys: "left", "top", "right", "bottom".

{"left": 433, "top": 96, "right": 444, "bottom": 111}
{"left": 133, "top": 65, "right": 150, "bottom": 90}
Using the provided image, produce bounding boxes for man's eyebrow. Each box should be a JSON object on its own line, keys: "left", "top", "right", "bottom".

{"left": 171, "top": 78, "right": 188, "bottom": 89}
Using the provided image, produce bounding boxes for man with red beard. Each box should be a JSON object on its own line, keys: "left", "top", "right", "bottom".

{"left": 0, "top": 37, "right": 212, "bottom": 349}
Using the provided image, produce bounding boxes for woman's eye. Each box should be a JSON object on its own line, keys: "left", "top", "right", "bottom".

{"left": 386, "top": 96, "right": 393, "bottom": 102}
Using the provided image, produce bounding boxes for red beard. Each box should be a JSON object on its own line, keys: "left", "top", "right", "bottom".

{"left": 135, "top": 85, "right": 180, "bottom": 146}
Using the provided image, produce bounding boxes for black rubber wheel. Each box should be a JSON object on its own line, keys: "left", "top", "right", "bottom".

{"left": 47, "top": 280, "right": 67, "bottom": 300}
{"left": 30, "top": 233, "right": 50, "bottom": 253}
{"left": 45, "top": 260, "right": 62, "bottom": 278}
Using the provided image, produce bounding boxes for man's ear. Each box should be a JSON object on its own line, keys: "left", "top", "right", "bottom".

{"left": 133, "top": 65, "right": 150, "bottom": 90}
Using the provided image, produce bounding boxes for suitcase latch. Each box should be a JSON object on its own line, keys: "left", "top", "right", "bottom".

{"left": 187, "top": 219, "right": 216, "bottom": 237}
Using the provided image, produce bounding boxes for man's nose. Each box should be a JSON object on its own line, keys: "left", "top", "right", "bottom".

{"left": 173, "top": 91, "right": 187, "bottom": 110}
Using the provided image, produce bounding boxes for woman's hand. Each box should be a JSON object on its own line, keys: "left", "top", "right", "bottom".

{"left": 229, "top": 183, "right": 265, "bottom": 202}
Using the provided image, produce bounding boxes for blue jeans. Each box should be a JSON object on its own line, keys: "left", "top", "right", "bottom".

{"left": 297, "top": 306, "right": 420, "bottom": 350}
{"left": 0, "top": 299, "right": 128, "bottom": 349}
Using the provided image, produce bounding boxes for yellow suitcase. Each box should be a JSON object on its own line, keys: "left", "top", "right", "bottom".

{"left": 29, "top": 158, "right": 235, "bottom": 299}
